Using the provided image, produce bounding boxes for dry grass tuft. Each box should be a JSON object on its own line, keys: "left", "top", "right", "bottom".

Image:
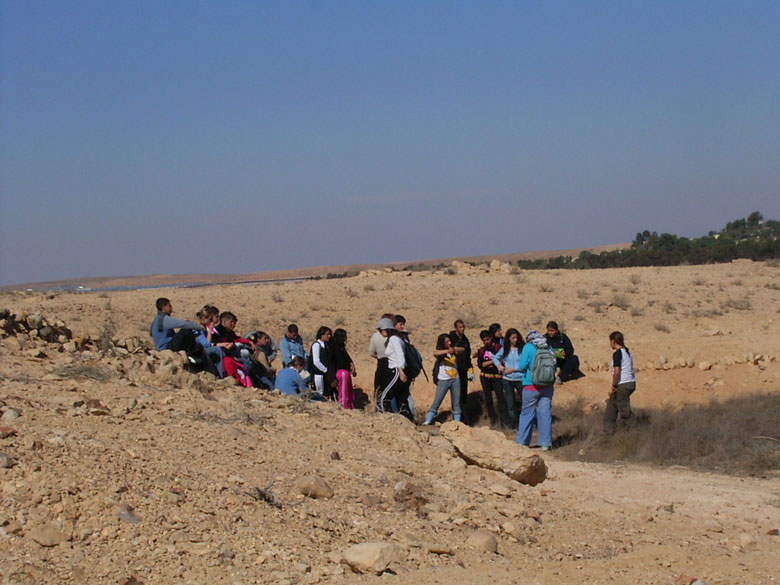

{"left": 552, "top": 394, "right": 780, "bottom": 475}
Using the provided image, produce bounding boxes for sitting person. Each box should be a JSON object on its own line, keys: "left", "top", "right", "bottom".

{"left": 544, "top": 321, "right": 581, "bottom": 383}
{"left": 248, "top": 331, "right": 276, "bottom": 389}
{"left": 279, "top": 324, "right": 307, "bottom": 367}
{"left": 275, "top": 356, "right": 308, "bottom": 395}
{"left": 211, "top": 311, "right": 255, "bottom": 387}
{"left": 149, "top": 297, "right": 201, "bottom": 357}
{"left": 193, "top": 305, "right": 226, "bottom": 378}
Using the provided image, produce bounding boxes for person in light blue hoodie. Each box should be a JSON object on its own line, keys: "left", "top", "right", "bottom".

{"left": 516, "top": 330, "right": 556, "bottom": 451}
{"left": 492, "top": 328, "right": 524, "bottom": 429}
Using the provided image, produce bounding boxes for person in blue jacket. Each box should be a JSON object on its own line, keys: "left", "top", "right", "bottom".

{"left": 516, "top": 330, "right": 556, "bottom": 451}
{"left": 492, "top": 328, "right": 524, "bottom": 429}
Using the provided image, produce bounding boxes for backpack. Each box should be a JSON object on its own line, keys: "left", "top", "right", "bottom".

{"left": 530, "top": 345, "right": 557, "bottom": 386}
{"left": 403, "top": 340, "right": 425, "bottom": 381}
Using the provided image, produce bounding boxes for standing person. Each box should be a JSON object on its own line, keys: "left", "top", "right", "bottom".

{"left": 328, "top": 328, "right": 357, "bottom": 409}
{"left": 449, "top": 319, "right": 473, "bottom": 421}
{"left": 477, "top": 329, "right": 509, "bottom": 428}
{"left": 369, "top": 313, "right": 395, "bottom": 392}
{"left": 516, "top": 330, "right": 557, "bottom": 451}
{"left": 279, "top": 324, "right": 307, "bottom": 368}
{"left": 545, "top": 321, "right": 580, "bottom": 383}
{"left": 604, "top": 331, "right": 637, "bottom": 434}
{"left": 374, "top": 318, "right": 413, "bottom": 420}
{"left": 489, "top": 323, "right": 504, "bottom": 351}
{"left": 492, "top": 329, "right": 524, "bottom": 429}
{"left": 393, "top": 314, "right": 417, "bottom": 417}
{"left": 308, "top": 326, "right": 332, "bottom": 399}
{"left": 423, "top": 334, "right": 462, "bottom": 425}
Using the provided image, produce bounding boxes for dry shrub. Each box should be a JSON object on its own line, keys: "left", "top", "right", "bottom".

{"left": 363, "top": 284, "right": 375, "bottom": 292}
{"left": 538, "top": 284, "right": 554, "bottom": 293}
{"left": 630, "top": 307, "right": 644, "bottom": 317}
{"left": 54, "top": 363, "right": 114, "bottom": 382}
{"left": 723, "top": 298, "right": 752, "bottom": 311}
{"left": 611, "top": 294, "right": 630, "bottom": 310}
{"left": 629, "top": 274, "right": 641, "bottom": 285}
{"left": 654, "top": 322, "right": 671, "bottom": 333}
{"left": 552, "top": 394, "right": 780, "bottom": 475}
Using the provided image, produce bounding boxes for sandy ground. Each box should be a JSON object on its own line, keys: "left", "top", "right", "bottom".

{"left": 1, "top": 259, "right": 779, "bottom": 584}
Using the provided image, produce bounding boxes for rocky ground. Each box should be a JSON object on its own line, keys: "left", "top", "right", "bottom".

{"left": 1, "top": 260, "right": 779, "bottom": 584}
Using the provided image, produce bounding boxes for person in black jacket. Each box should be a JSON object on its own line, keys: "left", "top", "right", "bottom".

{"left": 449, "top": 319, "right": 473, "bottom": 421}
{"left": 544, "top": 321, "right": 581, "bottom": 383}
{"left": 327, "top": 328, "right": 356, "bottom": 409}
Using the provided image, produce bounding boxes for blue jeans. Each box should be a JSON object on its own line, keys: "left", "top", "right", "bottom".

{"left": 427, "top": 376, "right": 461, "bottom": 420}
{"left": 502, "top": 379, "right": 522, "bottom": 429}
{"left": 516, "top": 386, "right": 554, "bottom": 448}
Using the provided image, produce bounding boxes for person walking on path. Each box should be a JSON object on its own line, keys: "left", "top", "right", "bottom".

{"left": 423, "top": 334, "right": 463, "bottom": 425}
{"left": 515, "top": 330, "right": 557, "bottom": 451}
{"left": 604, "top": 331, "right": 637, "bottom": 434}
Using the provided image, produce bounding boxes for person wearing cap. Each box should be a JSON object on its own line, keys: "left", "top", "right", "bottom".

{"left": 374, "top": 317, "right": 412, "bottom": 420}
{"left": 369, "top": 313, "right": 395, "bottom": 392}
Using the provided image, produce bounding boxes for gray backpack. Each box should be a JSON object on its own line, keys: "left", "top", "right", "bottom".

{"left": 530, "top": 345, "right": 557, "bottom": 386}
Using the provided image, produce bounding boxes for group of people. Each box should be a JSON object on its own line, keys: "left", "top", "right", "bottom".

{"left": 151, "top": 298, "right": 638, "bottom": 447}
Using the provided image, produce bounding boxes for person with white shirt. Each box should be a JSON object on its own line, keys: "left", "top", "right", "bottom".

{"left": 374, "top": 317, "right": 412, "bottom": 420}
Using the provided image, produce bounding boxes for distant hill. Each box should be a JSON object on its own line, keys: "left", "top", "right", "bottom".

{"left": 1, "top": 243, "right": 629, "bottom": 292}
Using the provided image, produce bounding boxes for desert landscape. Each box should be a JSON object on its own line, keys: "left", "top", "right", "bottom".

{"left": 1, "top": 259, "right": 779, "bottom": 584}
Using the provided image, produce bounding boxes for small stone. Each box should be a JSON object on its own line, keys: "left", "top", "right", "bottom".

{"left": 28, "top": 524, "right": 69, "bottom": 547}
{"left": 4, "top": 521, "right": 22, "bottom": 535}
{"left": 738, "top": 532, "right": 756, "bottom": 550}
{"left": 295, "top": 476, "right": 334, "bottom": 499}
{"left": 465, "top": 529, "right": 498, "bottom": 553}
{"left": 330, "top": 451, "right": 341, "bottom": 460}
{"left": 698, "top": 361, "right": 712, "bottom": 371}
{"left": 767, "top": 528, "right": 779, "bottom": 536}
{"left": 115, "top": 503, "right": 140, "bottom": 523}
{"left": 420, "top": 542, "right": 451, "bottom": 555}
{"left": 489, "top": 483, "right": 512, "bottom": 497}
{"left": 1, "top": 409, "right": 20, "bottom": 423}
{"left": 342, "top": 542, "right": 404, "bottom": 574}
{"left": 0, "top": 453, "right": 17, "bottom": 468}
{"left": 0, "top": 426, "right": 18, "bottom": 439}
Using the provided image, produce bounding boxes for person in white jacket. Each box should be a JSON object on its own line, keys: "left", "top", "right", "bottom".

{"left": 374, "top": 317, "right": 412, "bottom": 420}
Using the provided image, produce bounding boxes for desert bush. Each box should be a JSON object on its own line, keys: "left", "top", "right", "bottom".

{"left": 692, "top": 278, "right": 707, "bottom": 286}
{"left": 576, "top": 289, "right": 591, "bottom": 300}
{"left": 573, "top": 314, "right": 585, "bottom": 321}
{"left": 538, "top": 284, "right": 554, "bottom": 293}
{"left": 588, "top": 301, "right": 604, "bottom": 314}
{"left": 334, "top": 316, "right": 346, "bottom": 326}
{"left": 654, "top": 322, "right": 671, "bottom": 333}
{"left": 362, "top": 284, "right": 375, "bottom": 292}
{"left": 345, "top": 288, "right": 359, "bottom": 298}
{"left": 630, "top": 307, "right": 644, "bottom": 317}
{"left": 723, "top": 298, "right": 752, "bottom": 311}
{"left": 662, "top": 301, "right": 676, "bottom": 313}
{"left": 384, "top": 282, "right": 396, "bottom": 290}
{"left": 765, "top": 282, "right": 780, "bottom": 290}
{"left": 629, "top": 274, "right": 641, "bottom": 285}
{"left": 552, "top": 394, "right": 780, "bottom": 475}
{"left": 611, "top": 294, "right": 630, "bottom": 311}
{"left": 271, "top": 292, "right": 283, "bottom": 303}
{"left": 732, "top": 279, "right": 743, "bottom": 286}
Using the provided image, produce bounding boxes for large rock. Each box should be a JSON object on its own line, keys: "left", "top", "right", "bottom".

{"left": 438, "top": 422, "right": 547, "bottom": 486}
{"left": 465, "top": 529, "right": 498, "bottom": 552}
{"left": 342, "top": 542, "right": 404, "bottom": 574}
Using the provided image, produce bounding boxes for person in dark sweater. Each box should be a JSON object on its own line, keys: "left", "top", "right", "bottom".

{"left": 476, "top": 329, "right": 509, "bottom": 428}
{"left": 449, "top": 319, "right": 473, "bottom": 421}
{"left": 544, "top": 321, "right": 581, "bottom": 383}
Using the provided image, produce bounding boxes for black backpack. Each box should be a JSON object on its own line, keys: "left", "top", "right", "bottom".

{"left": 403, "top": 340, "right": 426, "bottom": 381}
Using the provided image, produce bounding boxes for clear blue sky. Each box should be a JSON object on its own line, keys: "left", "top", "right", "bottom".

{"left": 1, "top": 1, "right": 778, "bottom": 285}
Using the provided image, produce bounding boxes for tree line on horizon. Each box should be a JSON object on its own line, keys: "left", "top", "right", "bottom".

{"left": 513, "top": 211, "right": 780, "bottom": 270}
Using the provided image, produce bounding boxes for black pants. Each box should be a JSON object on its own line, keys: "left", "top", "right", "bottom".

{"left": 604, "top": 381, "right": 636, "bottom": 433}
{"left": 375, "top": 364, "right": 413, "bottom": 421}
{"left": 481, "top": 376, "right": 509, "bottom": 428}
{"left": 557, "top": 355, "right": 580, "bottom": 382}
{"left": 374, "top": 358, "right": 389, "bottom": 393}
